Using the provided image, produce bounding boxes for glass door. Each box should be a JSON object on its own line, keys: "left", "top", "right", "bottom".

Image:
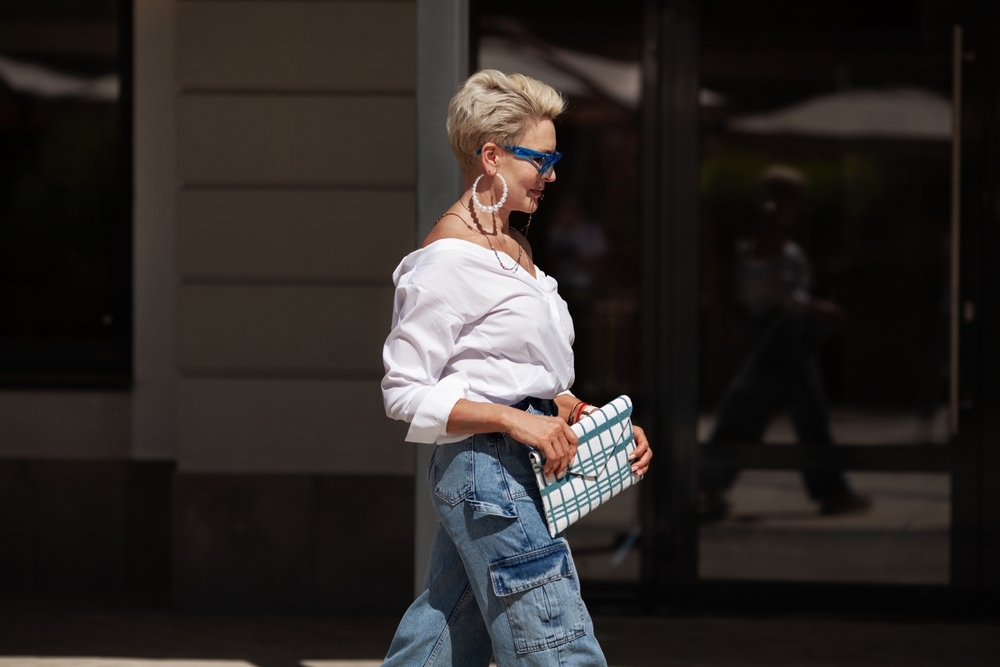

{"left": 474, "top": 1, "right": 647, "bottom": 588}
{"left": 695, "top": 0, "right": 959, "bottom": 585}
{"left": 471, "top": 0, "right": 985, "bottom": 601}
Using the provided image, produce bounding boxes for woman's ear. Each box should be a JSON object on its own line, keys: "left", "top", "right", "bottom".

{"left": 479, "top": 142, "right": 501, "bottom": 176}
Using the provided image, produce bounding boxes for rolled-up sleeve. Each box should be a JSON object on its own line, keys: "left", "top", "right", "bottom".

{"left": 382, "top": 283, "right": 468, "bottom": 443}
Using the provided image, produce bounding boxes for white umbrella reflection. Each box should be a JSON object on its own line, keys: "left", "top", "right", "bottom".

{"left": 0, "top": 54, "right": 118, "bottom": 101}
{"left": 479, "top": 35, "right": 641, "bottom": 109}
{"left": 479, "top": 33, "right": 726, "bottom": 111}
{"left": 729, "top": 87, "right": 951, "bottom": 141}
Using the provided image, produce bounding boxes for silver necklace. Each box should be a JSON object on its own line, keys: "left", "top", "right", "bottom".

{"left": 437, "top": 198, "right": 535, "bottom": 273}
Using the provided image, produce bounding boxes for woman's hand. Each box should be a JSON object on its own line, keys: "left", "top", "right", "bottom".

{"left": 446, "top": 399, "right": 576, "bottom": 477}
{"left": 504, "top": 410, "right": 578, "bottom": 478}
{"left": 630, "top": 425, "right": 652, "bottom": 477}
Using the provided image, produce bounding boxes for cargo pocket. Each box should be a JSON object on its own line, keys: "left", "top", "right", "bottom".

{"left": 488, "top": 543, "right": 587, "bottom": 654}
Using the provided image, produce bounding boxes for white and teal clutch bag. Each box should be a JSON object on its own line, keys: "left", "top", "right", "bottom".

{"left": 528, "top": 395, "right": 641, "bottom": 538}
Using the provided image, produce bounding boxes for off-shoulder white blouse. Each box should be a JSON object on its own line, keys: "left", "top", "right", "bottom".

{"left": 381, "top": 239, "right": 576, "bottom": 444}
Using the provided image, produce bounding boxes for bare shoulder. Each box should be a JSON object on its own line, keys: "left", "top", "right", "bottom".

{"left": 422, "top": 209, "right": 483, "bottom": 249}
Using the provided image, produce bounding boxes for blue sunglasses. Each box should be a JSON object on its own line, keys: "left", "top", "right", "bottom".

{"left": 476, "top": 144, "right": 563, "bottom": 175}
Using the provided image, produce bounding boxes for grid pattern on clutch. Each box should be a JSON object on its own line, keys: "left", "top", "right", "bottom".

{"left": 528, "top": 396, "right": 639, "bottom": 538}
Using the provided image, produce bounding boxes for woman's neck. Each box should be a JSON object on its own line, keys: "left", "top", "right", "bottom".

{"left": 462, "top": 188, "right": 510, "bottom": 233}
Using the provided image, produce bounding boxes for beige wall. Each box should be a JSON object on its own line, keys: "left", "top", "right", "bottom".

{"left": 132, "top": 0, "right": 178, "bottom": 461}
{"left": 174, "top": 0, "right": 416, "bottom": 474}
{"left": 0, "top": 392, "right": 131, "bottom": 459}
{"left": 0, "top": 1, "right": 416, "bottom": 474}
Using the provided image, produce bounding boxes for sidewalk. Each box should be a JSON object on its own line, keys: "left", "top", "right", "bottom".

{"left": 0, "top": 593, "right": 997, "bottom": 667}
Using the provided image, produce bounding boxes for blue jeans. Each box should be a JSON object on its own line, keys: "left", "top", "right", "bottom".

{"left": 383, "top": 399, "right": 606, "bottom": 667}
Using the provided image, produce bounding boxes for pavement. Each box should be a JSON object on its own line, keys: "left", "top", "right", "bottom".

{"left": 570, "top": 468, "right": 951, "bottom": 585}
{"left": 0, "top": 593, "right": 997, "bottom": 667}
{"left": 2, "top": 414, "right": 981, "bottom": 667}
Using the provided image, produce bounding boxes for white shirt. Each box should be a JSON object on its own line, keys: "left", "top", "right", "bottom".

{"left": 382, "top": 238, "right": 576, "bottom": 444}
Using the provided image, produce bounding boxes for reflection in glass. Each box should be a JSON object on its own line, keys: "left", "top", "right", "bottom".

{"left": 476, "top": 1, "right": 644, "bottom": 583}
{"left": 700, "top": 471, "right": 950, "bottom": 584}
{"left": 0, "top": 1, "right": 127, "bottom": 380}
{"left": 697, "top": 0, "right": 956, "bottom": 584}
{"left": 700, "top": 165, "right": 871, "bottom": 519}
{"left": 699, "top": 3, "right": 955, "bottom": 451}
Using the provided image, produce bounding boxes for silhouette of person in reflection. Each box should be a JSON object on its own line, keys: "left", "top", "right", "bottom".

{"left": 547, "top": 194, "right": 608, "bottom": 293}
{"left": 700, "top": 165, "right": 870, "bottom": 520}
{"left": 546, "top": 194, "right": 609, "bottom": 394}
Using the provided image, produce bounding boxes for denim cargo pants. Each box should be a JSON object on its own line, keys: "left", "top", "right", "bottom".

{"left": 382, "top": 398, "right": 607, "bottom": 666}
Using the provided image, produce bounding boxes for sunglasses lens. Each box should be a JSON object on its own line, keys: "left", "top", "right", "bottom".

{"left": 507, "top": 145, "right": 562, "bottom": 175}
{"left": 540, "top": 152, "right": 562, "bottom": 175}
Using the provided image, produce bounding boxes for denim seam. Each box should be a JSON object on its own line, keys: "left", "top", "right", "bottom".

{"left": 432, "top": 439, "right": 475, "bottom": 507}
{"left": 508, "top": 484, "right": 541, "bottom": 499}
{"left": 499, "top": 434, "right": 540, "bottom": 500}
{"left": 490, "top": 436, "right": 517, "bottom": 505}
{"left": 515, "top": 625, "right": 586, "bottom": 655}
{"left": 490, "top": 541, "right": 567, "bottom": 570}
{"left": 504, "top": 443, "right": 536, "bottom": 549}
{"left": 465, "top": 437, "right": 476, "bottom": 500}
{"left": 514, "top": 503, "right": 534, "bottom": 552}
{"left": 425, "top": 582, "right": 476, "bottom": 667}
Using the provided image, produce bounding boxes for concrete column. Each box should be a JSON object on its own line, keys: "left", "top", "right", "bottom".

{"left": 170, "top": 0, "right": 418, "bottom": 613}
{"left": 413, "top": 0, "right": 469, "bottom": 596}
{"left": 132, "top": 0, "right": 177, "bottom": 460}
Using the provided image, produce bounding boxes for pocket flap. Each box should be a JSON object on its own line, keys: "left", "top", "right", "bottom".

{"left": 468, "top": 499, "right": 518, "bottom": 519}
{"left": 489, "top": 543, "right": 573, "bottom": 597}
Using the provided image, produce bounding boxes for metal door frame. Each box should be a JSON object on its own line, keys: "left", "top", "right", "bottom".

{"left": 413, "top": 0, "right": 470, "bottom": 596}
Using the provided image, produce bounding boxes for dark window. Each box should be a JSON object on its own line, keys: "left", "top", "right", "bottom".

{"left": 0, "top": 0, "right": 131, "bottom": 386}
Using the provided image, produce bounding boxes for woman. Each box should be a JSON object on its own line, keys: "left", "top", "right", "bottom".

{"left": 381, "top": 70, "right": 652, "bottom": 667}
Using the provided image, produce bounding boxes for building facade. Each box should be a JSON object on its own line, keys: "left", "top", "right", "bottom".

{"left": 1, "top": 0, "right": 997, "bottom": 613}
{"left": 3, "top": 0, "right": 419, "bottom": 614}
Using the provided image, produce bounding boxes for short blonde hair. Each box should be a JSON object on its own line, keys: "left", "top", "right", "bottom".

{"left": 447, "top": 70, "right": 566, "bottom": 175}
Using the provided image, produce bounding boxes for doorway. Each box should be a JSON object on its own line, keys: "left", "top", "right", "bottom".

{"left": 646, "top": 0, "right": 996, "bottom": 603}
{"left": 696, "top": 0, "right": 957, "bottom": 586}
{"left": 470, "top": 0, "right": 997, "bottom": 604}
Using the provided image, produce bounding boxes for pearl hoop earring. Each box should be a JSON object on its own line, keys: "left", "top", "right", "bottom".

{"left": 471, "top": 173, "right": 508, "bottom": 213}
